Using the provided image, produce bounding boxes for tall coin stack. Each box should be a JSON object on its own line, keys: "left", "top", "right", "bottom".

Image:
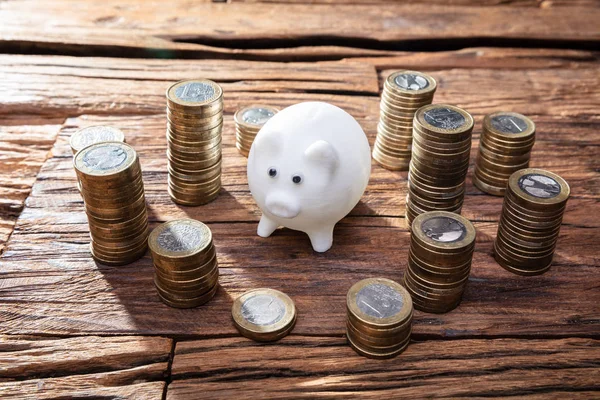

{"left": 404, "top": 211, "right": 475, "bottom": 313}
{"left": 373, "top": 70, "right": 436, "bottom": 170}
{"left": 494, "top": 169, "right": 569, "bottom": 276}
{"left": 148, "top": 219, "right": 219, "bottom": 308}
{"left": 166, "top": 79, "right": 223, "bottom": 206}
{"left": 234, "top": 105, "right": 278, "bottom": 157}
{"left": 474, "top": 112, "right": 536, "bottom": 196}
{"left": 73, "top": 142, "right": 149, "bottom": 266}
{"left": 346, "top": 278, "right": 413, "bottom": 359}
{"left": 406, "top": 104, "right": 474, "bottom": 226}
{"left": 70, "top": 126, "right": 125, "bottom": 155}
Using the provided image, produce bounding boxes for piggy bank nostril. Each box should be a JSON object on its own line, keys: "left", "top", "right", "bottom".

{"left": 265, "top": 196, "right": 300, "bottom": 219}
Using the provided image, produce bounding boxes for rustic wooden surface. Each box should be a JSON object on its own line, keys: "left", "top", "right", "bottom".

{"left": 0, "top": 1, "right": 599, "bottom": 399}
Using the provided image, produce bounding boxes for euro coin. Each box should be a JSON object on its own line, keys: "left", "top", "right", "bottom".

{"left": 232, "top": 288, "right": 296, "bottom": 342}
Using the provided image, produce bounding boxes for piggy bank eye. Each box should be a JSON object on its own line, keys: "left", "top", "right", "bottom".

{"left": 292, "top": 174, "right": 303, "bottom": 184}
{"left": 267, "top": 167, "right": 278, "bottom": 178}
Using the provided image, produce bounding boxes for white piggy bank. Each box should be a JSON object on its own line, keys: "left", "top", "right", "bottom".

{"left": 247, "top": 102, "right": 371, "bottom": 252}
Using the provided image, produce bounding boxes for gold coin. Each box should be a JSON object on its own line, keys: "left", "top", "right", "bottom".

{"left": 507, "top": 168, "right": 570, "bottom": 211}
{"left": 168, "top": 185, "right": 221, "bottom": 206}
{"left": 166, "top": 79, "right": 223, "bottom": 110}
{"left": 347, "top": 328, "right": 411, "bottom": 359}
{"left": 148, "top": 219, "right": 213, "bottom": 261}
{"left": 414, "top": 104, "right": 473, "bottom": 134}
{"left": 232, "top": 288, "right": 296, "bottom": 342}
{"left": 385, "top": 70, "right": 437, "bottom": 97}
{"left": 70, "top": 126, "right": 125, "bottom": 154}
{"left": 156, "top": 282, "right": 218, "bottom": 309}
{"left": 347, "top": 278, "right": 412, "bottom": 329}
{"left": 74, "top": 142, "right": 137, "bottom": 179}
{"left": 234, "top": 105, "right": 278, "bottom": 130}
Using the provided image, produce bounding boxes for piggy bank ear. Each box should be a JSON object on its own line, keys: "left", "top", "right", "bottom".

{"left": 254, "top": 129, "right": 282, "bottom": 157}
{"left": 304, "top": 140, "right": 338, "bottom": 174}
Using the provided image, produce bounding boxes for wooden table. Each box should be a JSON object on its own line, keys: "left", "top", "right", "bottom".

{"left": 1, "top": 1, "right": 599, "bottom": 398}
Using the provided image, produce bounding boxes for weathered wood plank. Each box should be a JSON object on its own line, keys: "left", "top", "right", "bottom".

{"left": 232, "top": 0, "right": 600, "bottom": 6}
{"left": 1, "top": 56, "right": 597, "bottom": 120}
{"left": 0, "top": 2, "right": 598, "bottom": 60}
{"left": 0, "top": 120, "right": 61, "bottom": 254}
{"left": 167, "top": 337, "right": 600, "bottom": 399}
{"left": 0, "top": 335, "right": 170, "bottom": 399}
{"left": 0, "top": 55, "right": 378, "bottom": 95}
{"left": 0, "top": 335, "right": 172, "bottom": 380}
{"left": 349, "top": 47, "right": 600, "bottom": 70}
{"left": 0, "top": 371, "right": 165, "bottom": 399}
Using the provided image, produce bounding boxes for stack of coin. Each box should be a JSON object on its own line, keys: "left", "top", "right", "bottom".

{"left": 166, "top": 79, "right": 223, "bottom": 206}
{"left": 373, "top": 71, "right": 436, "bottom": 170}
{"left": 234, "top": 105, "right": 278, "bottom": 157}
{"left": 73, "top": 142, "right": 148, "bottom": 266}
{"left": 474, "top": 112, "right": 536, "bottom": 196}
{"left": 406, "top": 104, "right": 474, "bottom": 226}
{"left": 404, "top": 211, "right": 475, "bottom": 313}
{"left": 148, "top": 219, "right": 219, "bottom": 308}
{"left": 232, "top": 288, "right": 296, "bottom": 342}
{"left": 70, "top": 126, "right": 125, "bottom": 155}
{"left": 346, "top": 278, "right": 413, "bottom": 359}
{"left": 494, "top": 168, "right": 569, "bottom": 276}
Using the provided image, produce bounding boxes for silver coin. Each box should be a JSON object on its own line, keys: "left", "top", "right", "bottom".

{"left": 157, "top": 224, "right": 204, "bottom": 252}
{"left": 72, "top": 126, "right": 123, "bottom": 151}
{"left": 175, "top": 82, "right": 215, "bottom": 103}
{"left": 491, "top": 115, "right": 528, "bottom": 134}
{"left": 356, "top": 283, "right": 403, "bottom": 319}
{"left": 242, "top": 107, "right": 275, "bottom": 126}
{"left": 241, "top": 294, "right": 286, "bottom": 326}
{"left": 421, "top": 216, "right": 466, "bottom": 243}
{"left": 518, "top": 174, "right": 561, "bottom": 198}
{"left": 82, "top": 144, "right": 128, "bottom": 171}
{"left": 424, "top": 108, "right": 466, "bottom": 130}
{"left": 394, "top": 73, "right": 429, "bottom": 91}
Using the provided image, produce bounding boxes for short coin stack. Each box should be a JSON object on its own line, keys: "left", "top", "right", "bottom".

{"left": 373, "top": 71, "right": 437, "bottom": 170}
{"left": 73, "top": 142, "right": 148, "bottom": 266}
{"left": 70, "top": 125, "right": 125, "bottom": 155}
{"left": 234, "top": 105, "right": 278, "bottom": 157}
{"left": 232, "top": 288, "right": 296, "bottom": 342}
{"left": 148, "top": 219, "right": 219, "bottom": 308}
{"left": 346, "top": 278, "right": 413, "bottom": 359}
{"left": 166, "top": 79, "right": 223, "bottom": 206}
{"left": 474, "top": 112, "right": 536, "bottom": 196}
{"left": 404, "top": 211, "right": 475, "bottom": 313}
{"left": 494, "top": 168, "right": 569, "bottom": 276}
{"left": 406, "top": 104, "right": 474, "bottom": 226}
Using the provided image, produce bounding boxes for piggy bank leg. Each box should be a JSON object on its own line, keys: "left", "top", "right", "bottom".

{"left": 257, "top": 214, "right": 279, "bottom": 238}
{"left": 307, "top": 226, "right": 335, "bottom": 253}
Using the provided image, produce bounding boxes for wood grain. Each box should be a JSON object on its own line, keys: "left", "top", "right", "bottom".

{"left": 231, "top": 0, "right": 600, "bottom": 6}
{"left": 351, "top": 47, "right": 600, "bottom": 70}
{"left": 0, "top": 371, "right": 165, "bottom": 399}
{"left": 0, "top": 335, "right": 171, "bottom": 379}
{"left": 167, "top": 337, "right": 600, "bottom": 399}
{"left": 2, "top": 55, "right": 597, "bottom": 121}
{"left": 0, "top": 120, "right": 61, "bottom": 254}
{"left": 0, "top": 2, "right": 598, "bottom": 60}
{"left": 0, "top": 335, "right": 170, "bottom": 399}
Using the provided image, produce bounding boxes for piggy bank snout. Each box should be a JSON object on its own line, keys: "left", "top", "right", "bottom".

{"left": 265, "top": 192, "right": 300, "bottom": 219}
